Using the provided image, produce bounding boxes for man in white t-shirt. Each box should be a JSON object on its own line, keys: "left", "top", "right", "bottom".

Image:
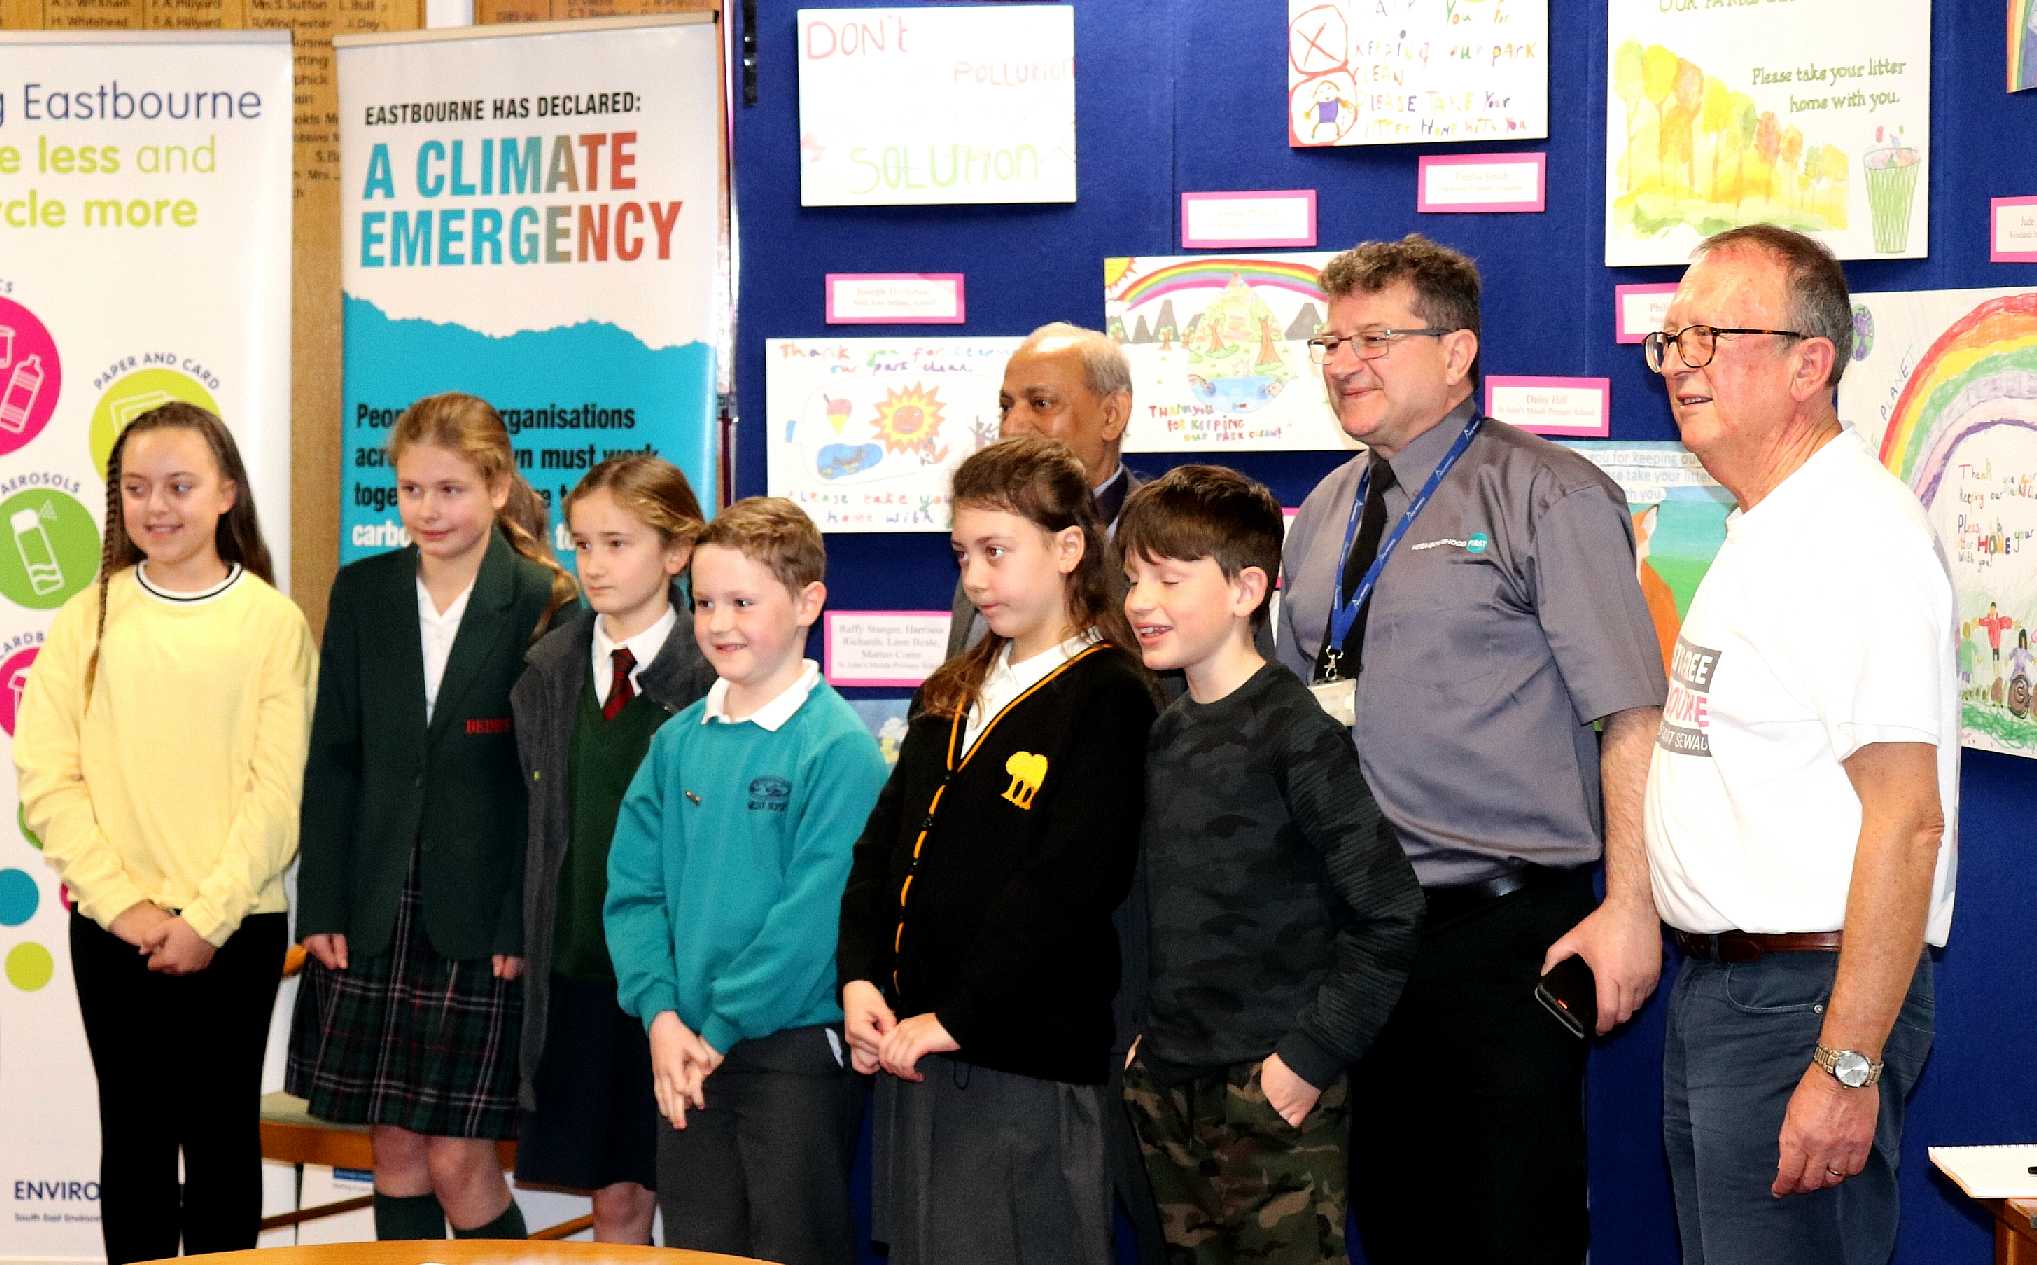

{"left": 1641, "top": 224, "right": 1957, "bottom": 1265}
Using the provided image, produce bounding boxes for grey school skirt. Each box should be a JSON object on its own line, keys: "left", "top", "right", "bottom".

{"left": 871, "top": 1053, "right": 1110, "bottom": 1265}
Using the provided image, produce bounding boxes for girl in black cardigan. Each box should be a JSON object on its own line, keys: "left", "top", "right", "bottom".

{"left": 839, "top": 436, "right": 1157, "bottom": 1265}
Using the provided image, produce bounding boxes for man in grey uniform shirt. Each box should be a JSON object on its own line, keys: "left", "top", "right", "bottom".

{"left": 1276, "top": 235, "right": 1666, "bottom": 1265}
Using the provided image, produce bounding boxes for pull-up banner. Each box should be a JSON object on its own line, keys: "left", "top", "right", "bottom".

{"left": 335, "top": 15, "right": 724, "bottom": 564}
{"left": 0, "top": 30, "right": 294, "bottom": 1261}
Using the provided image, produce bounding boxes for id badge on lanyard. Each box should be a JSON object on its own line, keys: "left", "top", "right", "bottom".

{"left": 1309, "top": 678, "right": 1358, "bottom": 727}
{"left": 1309, "top": 415, "right": 1485, "bottom": 722}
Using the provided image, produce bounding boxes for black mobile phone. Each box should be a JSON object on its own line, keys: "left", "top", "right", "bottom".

{"left": 1534, "top": 955, "right": 1598, "bottom": 1041}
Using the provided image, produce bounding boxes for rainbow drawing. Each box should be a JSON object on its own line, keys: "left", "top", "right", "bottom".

{"left": 1854, "top": 286, "right": 2037, "bottom": 758}
{"left": 1877, "top": 292, "right": 2037, "bottom": 502}
{"left": 1104, "top": 251, "right": 1348, "bottom": 453}
{"left": 1107, "top": 257, "right": 1327, "bottom": 307}
{"left": 2014, "top": 0, "right": 2037, "bottom": 91}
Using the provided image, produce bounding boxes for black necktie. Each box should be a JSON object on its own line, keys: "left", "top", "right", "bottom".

{"left": 1332, "top": 458, "right": 1397, "bottom": 675}
{"left": 603, "top": 647, "right": 636, "bottom": 720}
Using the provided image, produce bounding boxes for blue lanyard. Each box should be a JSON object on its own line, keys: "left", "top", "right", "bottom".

{"left": 1325, "top": 414, "right": 1485, "bottom": 660}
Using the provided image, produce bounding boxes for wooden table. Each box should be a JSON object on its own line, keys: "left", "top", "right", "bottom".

{"left": 1997, "top": 1198, "right": 2037, "bottom": 1265}
{"left": 147, "top": 1241, "right": 764, "bottom": 1264}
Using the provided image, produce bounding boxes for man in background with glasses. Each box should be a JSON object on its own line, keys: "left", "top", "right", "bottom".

{"left": 1276, "top": 234, "right": 1666, "bottom": 1265}
{"left": 1642, "top": 224, "right": 1956, "bottom": 1265}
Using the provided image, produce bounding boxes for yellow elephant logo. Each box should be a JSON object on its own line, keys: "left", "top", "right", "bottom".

{"left": 1002, "top": 751, "right": 1048, "bottom": 809}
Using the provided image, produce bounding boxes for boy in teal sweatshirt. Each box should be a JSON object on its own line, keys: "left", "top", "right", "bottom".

{"left": 605, "top": 497, "right": 887, "bottom": 1265}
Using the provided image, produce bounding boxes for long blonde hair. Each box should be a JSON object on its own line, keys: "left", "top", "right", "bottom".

{"left": 389, "top": 392, "right": 577, "bottom": 639}
{"left": 919, "top": 436, "right": 1145, "bottom": 718}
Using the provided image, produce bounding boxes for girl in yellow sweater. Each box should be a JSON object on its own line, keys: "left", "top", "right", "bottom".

{"left": 13, "top": 402, "right": 315, "bottom": 1265}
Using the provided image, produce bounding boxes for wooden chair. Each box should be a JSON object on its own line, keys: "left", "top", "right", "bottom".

{"left": 260, "top": 945, "right": 591, "bottom": 1240}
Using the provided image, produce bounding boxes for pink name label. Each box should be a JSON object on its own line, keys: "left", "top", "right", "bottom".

{"left": 1417, "top": 153, "right": 1545, "bottom": 214}
{"left": 1485, "top": 376, "right": 1611, "bottom": 437}
{"left": 825, "top": 274, "right": 967, "bottom": 324}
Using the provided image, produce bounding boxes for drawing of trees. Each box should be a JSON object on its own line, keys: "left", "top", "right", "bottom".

{"left": 1610, "top": 38, "right": 1851, "bottom": 241}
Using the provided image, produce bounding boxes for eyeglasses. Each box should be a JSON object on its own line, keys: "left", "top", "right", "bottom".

{"left": 1306, "top": 328, "right": 1452, "bottom": 365}
{"left": 1643, "top": 324, "right": 1809, "bottom": 373}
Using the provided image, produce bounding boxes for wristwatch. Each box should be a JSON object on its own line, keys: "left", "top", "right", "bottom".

{"left": 1812, "top": 1043, "right": 1884, "bottom": 1088}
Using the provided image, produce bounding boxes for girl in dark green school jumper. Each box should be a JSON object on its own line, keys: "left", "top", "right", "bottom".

{"left": 287, "top": 392, "right": 577, "bottom": 1242}
{"left": 509, "top": 456, "right": 713, "bottom": 1243}
{"left": 838, "top": 436, "right": 1159, "bottom": 1265}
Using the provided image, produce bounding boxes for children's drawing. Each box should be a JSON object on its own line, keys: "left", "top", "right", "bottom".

{"left": 847, "top": 697, "right": 912, "bottom": 766}
{"left": 1287, "top": 0, "right": 1548, "bottom": 148}
{"left": 1106, "top": 253, "right": 1353, "bottom": 452}
{"left": 1604, "top": 2, "right": 1929, "bottom": 265}
{"left": 1840, "top": 286, "right": 2037, "bottom": 759}
{"left": 2013, "top": 0, "right": 2037, "bottom": 91}
{"left": 796, "top": 7, "right": 1076, "bottom": 206}
{"left": 766, "top": 337, "right": 1019, "bottom": 532}
{"left": 1562, "top": 443, "right": 1734, "bottom": 681}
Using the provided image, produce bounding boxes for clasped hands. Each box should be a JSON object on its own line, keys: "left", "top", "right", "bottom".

{"left": 649, "top": 1011, "right": 725, "bottom": 1130}
{"left": 842, "top": 980, "right": 957, "bottom": 1079}
{"left": 109, "top": 900, "right": 214, "bottom": 974}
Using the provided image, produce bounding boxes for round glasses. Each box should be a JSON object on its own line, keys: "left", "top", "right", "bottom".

{"left": 1306, "top": 328, "right": 1451, "bottom": 365}
{"left": 1643, "top": 324, "right": 1808, "bottom": 373}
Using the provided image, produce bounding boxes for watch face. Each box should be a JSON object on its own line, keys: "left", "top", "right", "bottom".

{"left": 1834, "top": 1050, "right": 1872, "bottom": 1087}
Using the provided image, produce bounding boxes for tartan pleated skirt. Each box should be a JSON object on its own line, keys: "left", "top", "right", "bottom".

{"left": 285, "top": 848, "right": 523, "bottom": 1139}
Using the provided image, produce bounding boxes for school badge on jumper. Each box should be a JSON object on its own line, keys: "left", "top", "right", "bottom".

{"left": 1001, "top": 751, "right": 1047, "bottom": 809}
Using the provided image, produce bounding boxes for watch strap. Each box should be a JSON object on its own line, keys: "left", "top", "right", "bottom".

{"left": 1813, "top": 1043, "right": 1884, "bottom": 1087}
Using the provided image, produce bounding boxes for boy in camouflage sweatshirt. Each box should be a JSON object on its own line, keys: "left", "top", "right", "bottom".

{"left": 1117, "top": 465, "right": 1422, "bottom": 1265}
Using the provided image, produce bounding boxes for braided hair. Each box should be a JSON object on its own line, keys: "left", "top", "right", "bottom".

{"left": 87, "top": 402, "right": 275, "bottom": 700}
{"left": 388, "top": 392, "right": 577, "bottom": 640}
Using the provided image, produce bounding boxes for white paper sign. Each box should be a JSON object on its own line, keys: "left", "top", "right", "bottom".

{"left": 1605, "top": 0, "right": 1931, "bottom": 264}
{"left": 825, "top": 611, "right": 952, "bottom": 686}
{"left": 766, "top": 335, "right": 1021, "bottom": 532}
{"left": 798, "top": 6, "right": 1076, "bottom": 206}
{"left": 1288, "top": 0, "right": 1549, "bottom": 148}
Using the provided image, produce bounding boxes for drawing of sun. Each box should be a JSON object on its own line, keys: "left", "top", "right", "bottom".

{"left": 871, "top": 384, "right": 945, "bottom": 454}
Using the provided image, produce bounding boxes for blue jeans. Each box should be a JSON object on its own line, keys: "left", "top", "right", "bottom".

{"left": 1663, "top": 950, "right": 1935, "bottom": 1265}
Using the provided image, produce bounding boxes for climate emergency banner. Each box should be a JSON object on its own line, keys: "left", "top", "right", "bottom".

{"left": 0, "top": 30, "right": 293, "bottom": 1260}
{"left": 335, "top": 15, "right": 724, "bottom": 565}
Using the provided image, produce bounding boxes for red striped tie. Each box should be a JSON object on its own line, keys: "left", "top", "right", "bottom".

{"left": 603, "top": 647, "right": 637, "bottom": 720}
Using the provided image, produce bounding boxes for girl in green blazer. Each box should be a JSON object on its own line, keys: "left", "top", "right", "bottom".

{"left": 286, "top": 393, "right": 576, "bottom": 1243}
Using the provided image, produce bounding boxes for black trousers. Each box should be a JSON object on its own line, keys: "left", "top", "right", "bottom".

{"left": 655, "top": 1024, "right": 860, "bottom": 1265}
{"left": 1348, "top": 869, "right": 1595, "bottom": 1265}
{"left": 70, "top": 909, "right": 287, "bottom": 1265}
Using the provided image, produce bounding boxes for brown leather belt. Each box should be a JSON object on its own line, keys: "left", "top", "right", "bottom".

{"left": 1673, "top": 930, "right": 1844, "bottom": 962}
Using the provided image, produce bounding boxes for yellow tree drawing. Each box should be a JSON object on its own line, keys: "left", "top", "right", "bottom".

{"left": 1612, "top": 39, "right": 1850, "bottom": 240}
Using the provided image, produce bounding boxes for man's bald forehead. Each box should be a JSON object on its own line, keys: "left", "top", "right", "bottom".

{"left": 1011, "top": 322, "right": 1132, "bottom": 400}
